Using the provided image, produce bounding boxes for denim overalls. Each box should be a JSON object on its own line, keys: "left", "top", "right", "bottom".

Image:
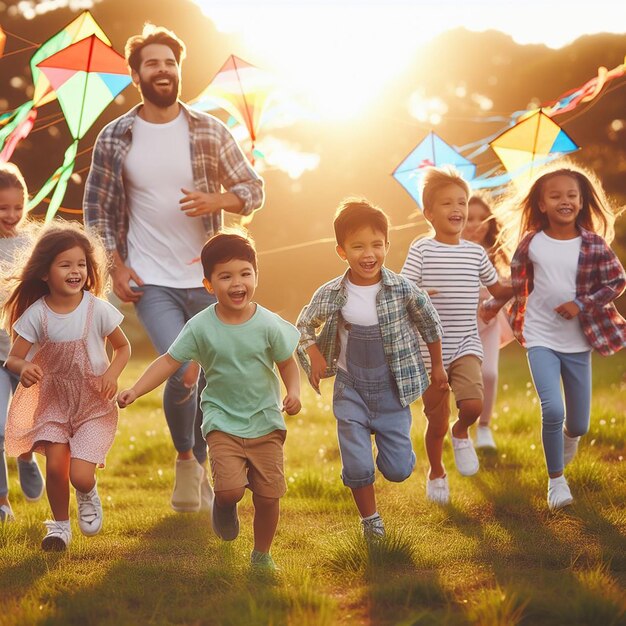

{"left": 333, "top": 323, "right": 416, "bottom": 488}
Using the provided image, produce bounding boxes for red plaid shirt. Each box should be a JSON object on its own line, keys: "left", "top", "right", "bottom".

{"left": 509, "top": 229, "right": 626, "bottom": 356}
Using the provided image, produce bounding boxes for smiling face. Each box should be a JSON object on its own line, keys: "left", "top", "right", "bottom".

{"left": 538, "top": 174, "right": 582, "bottom": 235}
{"left": 133, "top": 43, "right": 181, "bottom": 108}
{"left": 204, "top": 258, "right": 258, "bottom": 322}
{"left": 424, "top": 183, "right": 468, "bottom": 244}
{"left": 44, "top": 245, "right": 88, "bottom": 299}
{"left": 463, "top": 200, "right": 491, "bottom": 247}
{"left": 0, "top": 186, "right": 25, "bottom": 238}
{"left": 336, "top": 226, "right": 389, "bottom": 286}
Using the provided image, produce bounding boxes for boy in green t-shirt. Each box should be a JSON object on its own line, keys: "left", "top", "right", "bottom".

{"left": 118, "top": 231, "right": 301, "bottom": 571}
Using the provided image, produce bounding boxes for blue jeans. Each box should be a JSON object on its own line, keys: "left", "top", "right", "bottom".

{"left": 0, "top": 365, "right": 19, "bottom": 497}
{"left": 134, "top": 285, "right": 216, "bottom": 464}
{"left": 527, "top": 347, "right": 591, "bottom": 475}
{"left": 333, "top": 324, "right": 415, "bottom": 488}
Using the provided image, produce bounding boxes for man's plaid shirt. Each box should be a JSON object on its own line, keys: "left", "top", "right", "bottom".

{"left": 83, "top": 102, "right": 264, "bottom": 259}
{"left": 509, "top": 228, "right": 626, "bottom": 356}
{"left": 296, "top": 267, "right": 443, "bottom": 406}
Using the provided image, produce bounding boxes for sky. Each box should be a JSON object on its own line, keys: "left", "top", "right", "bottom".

{"left": 191, "top": 0, "right": 626, "bottom": 120}
{"left": 8, "top": 0, "right": 626, "bottom": 179}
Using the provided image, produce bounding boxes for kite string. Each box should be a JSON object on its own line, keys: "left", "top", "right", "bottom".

{"left": 257, "top": 221, "right": 424, "bottom": 257}
{"left": 1, "top": 28, "right": 40, "bottom": 47}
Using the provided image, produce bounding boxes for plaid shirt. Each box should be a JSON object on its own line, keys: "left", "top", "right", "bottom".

{"left": 83, "top": 102, "right": 264, "bottom": 259}
{"left": 296, "top": 267, "right": 443, "bottom": 406}
{"left": 510, "top": 229, "right": 626, "bottom": 356}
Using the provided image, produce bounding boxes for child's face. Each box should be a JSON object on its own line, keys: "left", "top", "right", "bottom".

{"left": 336, "top": 226, "right": 389, "bottom": 286}
{"left": 538, "top": 175, "right": 582, "bottom": 229}
{"left": 424, "top": 184, "right": 468, "bottom": 244}
{"left": 44, "top": 245, "right": 88, "bottom": 297}
{"left": 462, "top": 201, "right": 490, "bottom": 246}
{"left": 0, "top": 187, "right": 24, "bottom": 238}
{"left": 204, "top": 258, "right": 257, "bottom": 314}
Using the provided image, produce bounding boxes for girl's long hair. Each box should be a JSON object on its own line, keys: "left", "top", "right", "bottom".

{"left": 468, "top": 191, "right": 510, "bottom": 274}
{"left": 2, "top": 220, "right": 109, "bottom": 333}
{"left": 494, "top": 160, "right": 623, "bottom": 260}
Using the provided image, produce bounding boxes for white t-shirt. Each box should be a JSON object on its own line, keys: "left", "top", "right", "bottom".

{"left": 524, "top": 231, "right": 590, "bottom": 352}
{"left": 0, "top": 236, "right": 26, "bottom": 362}
{"left": 401, "top": 238, "right": 498, "bottom": 368}
{"left": 123, "top": 110, "right": 206, "bottom": 288}
{"left": 337, "top": 278, "right": 381, "bottom": 371}
{"left": 13, "top": 292, "right": 124, "bottom": 375}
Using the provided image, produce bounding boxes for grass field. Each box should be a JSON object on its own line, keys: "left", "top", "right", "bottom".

{"left": 1, "top": 344, "right": 625, "bottom": 626}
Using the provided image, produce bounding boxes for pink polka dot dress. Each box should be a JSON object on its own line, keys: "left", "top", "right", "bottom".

{"left": 5, "top": 295, "right": 118, "bottom": 467}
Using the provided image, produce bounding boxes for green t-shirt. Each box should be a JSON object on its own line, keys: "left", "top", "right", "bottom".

{"left": 168, "top": 303, "right": 300, "bottom": 438}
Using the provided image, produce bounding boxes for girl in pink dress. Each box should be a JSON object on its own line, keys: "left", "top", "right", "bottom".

{"left": 462, "top": 192, "right": 513, "bottom": 450}
{"left": 3, "top": 221, "right": 130, "bottom": 550}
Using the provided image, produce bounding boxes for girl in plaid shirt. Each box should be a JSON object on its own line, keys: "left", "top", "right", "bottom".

{"left": 484, "top": 163, "right": 625, "bottom": 511}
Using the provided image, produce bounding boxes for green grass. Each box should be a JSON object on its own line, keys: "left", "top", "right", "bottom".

{"left": 1, "top": 345, "right": 625, "bottom": 625}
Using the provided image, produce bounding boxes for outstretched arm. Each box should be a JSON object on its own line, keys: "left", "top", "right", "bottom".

{"left": 117, "top": 353, "right": 182, "bottom": 408}
{"left": 276, "top": 355, "right": 301, "bottom": 415}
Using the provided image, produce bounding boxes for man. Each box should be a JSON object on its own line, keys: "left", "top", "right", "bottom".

{"left": 84, "top": 25, "right": 264, "bottom": 513}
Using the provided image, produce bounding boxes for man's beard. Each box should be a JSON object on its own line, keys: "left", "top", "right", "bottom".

{"left": 139, "top": 74, "right": 180, "bottom": 108}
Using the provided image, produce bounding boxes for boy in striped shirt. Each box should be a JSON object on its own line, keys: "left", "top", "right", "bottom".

{"left": 401, "top": 167, "right": 512, "bottom": 504}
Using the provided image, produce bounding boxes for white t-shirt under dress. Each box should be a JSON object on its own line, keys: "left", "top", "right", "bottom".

{"left": 5, "top": 292, "right": 123, "bottom": 466}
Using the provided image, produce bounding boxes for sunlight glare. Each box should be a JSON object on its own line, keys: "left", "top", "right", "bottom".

{"left": 195, "top": 4, "right": 430, "bottom": 120}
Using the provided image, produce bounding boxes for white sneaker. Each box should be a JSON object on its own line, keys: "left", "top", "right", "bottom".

{"left": 0, "top": 504, "right": 14, "bottom": 522}
{"left": 76, "top": 484, "right": 103, "bottom": 536}
{"left": 171, "top": 458, "right": 203, "bottom": 512}
{"left": 475, "top": 425, "right": 497, "bottom": 450}
{"left": 41, "top": 519, "right": 72, "bottom": 551}
{"left": 451, "top": 430, "right": 480, "bottom": 476}
{"left": 563, "top": 431, "right": 580, "bottom": 466}
{"left": 547, "top": 476, "right": 574, "bottom": 511}
{"left": 361, "top": 514, "right": 385, "bottom": 541}
{"left": 426, "top": 475, "right": 450, "bottom": 505}
{"left": 199, "top": 466, "right": 214, "bottom": 512}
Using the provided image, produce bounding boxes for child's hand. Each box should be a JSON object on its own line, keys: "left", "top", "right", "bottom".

{"left": 555, "top": 301, "right": 580, "bottom": 320}
{"left": 431, "top": 364, "right": 449, "bottom": 390}
{"left": 117, "top": 388, "right": 137, "bottom": 408}
{"left": 308, "top": 350, "right": 327, "bottom": 394}
{"left": 282, "top": 393, "right": 301, "bottom": 415}
{"left": 182, "top": 362, "right": 200, "bottom": 388}
{"left": 426, "top": 289, "right": 439, "bottom": 297}
{"left": 19, "top": 363, "right": 43, "bottom": 388}
{"left": 478, "top": 301, "right": 497, "bottom": 324}
{"left": 99, "top": 372, "right": 118, "bottom": 400}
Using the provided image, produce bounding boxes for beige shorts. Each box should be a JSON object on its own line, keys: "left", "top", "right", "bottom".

{"left": 422, "top": 354, "right": 483, "bottom": 424}
{"left": 448, "top": 354, "right": 484, "bottom": 403}
{"left": 206, "top": 429, "right": 287, "bottom": 499}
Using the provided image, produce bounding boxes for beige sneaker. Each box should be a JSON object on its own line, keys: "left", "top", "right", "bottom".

{"left": 199, "top": 465, "right": 214, "bottom": 512}
{"left": 171, "top": 458, "right": 203, "bottom": 512}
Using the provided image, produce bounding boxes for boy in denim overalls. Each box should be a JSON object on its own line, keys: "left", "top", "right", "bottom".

{"left": 297, "top": 199, "right": 447, "bottom": 539}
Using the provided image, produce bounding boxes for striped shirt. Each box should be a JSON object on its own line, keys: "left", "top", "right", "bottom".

{"left": 401, "top": 238, "right": 498, "bottom": 368}
{"left": 83, "top": 102, "right": 264, "bottom": 260}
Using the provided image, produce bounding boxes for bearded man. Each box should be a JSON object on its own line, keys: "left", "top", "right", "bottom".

{"left": 84, "top": 25, "right": 264, "bottom": 514}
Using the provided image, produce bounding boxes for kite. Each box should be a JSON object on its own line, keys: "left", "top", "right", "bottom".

{"left": 0, "top": 11, "right": 110, "bottom": 162}
{"left": 191, "top": 55, "right": 275, "bottom": 162}
{"left": 0, "top": 26, "right": 5, "bottom": 58}
{"left": 392, "top": 132, "right": 477, "bottom": 209}
{"left": 28, "top": 34, "right": 131, "bottom": 221}
{"left": 488, "top": 109, "right": 578, "bottom": 188}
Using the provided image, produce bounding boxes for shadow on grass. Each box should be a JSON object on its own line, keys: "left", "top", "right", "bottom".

{"left": 30, "top": 512, "right": 335, "bottom": 626}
